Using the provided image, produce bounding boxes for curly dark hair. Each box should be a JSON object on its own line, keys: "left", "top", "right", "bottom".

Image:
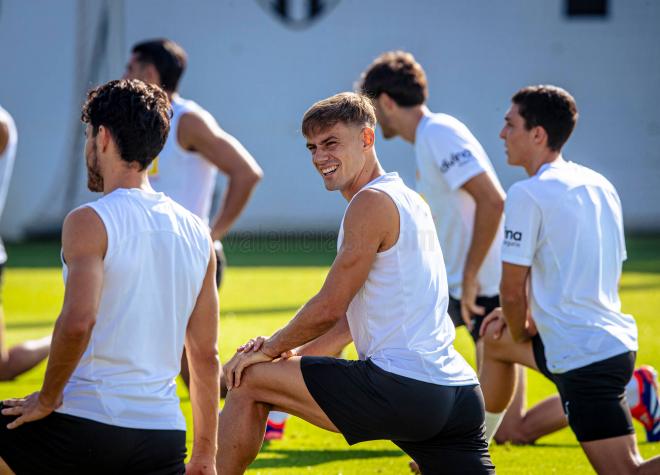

{"left": 81, "top": 79, "right": 171, "bottom": 170}
{"left": 512, "top": 85, "right": 578, "bottom": 152}
{"left": 359, "top": 51, "right": 428, "bottom": 107}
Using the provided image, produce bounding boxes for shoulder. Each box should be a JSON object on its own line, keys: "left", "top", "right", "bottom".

{"left": 345, "top": 188, "right": 398, "bottom": 228}
{"left": 507, "top": 180, "right": 538, "bottom": 204}
{"left": 62, "top": 206, "right": 107, "bottom": 258}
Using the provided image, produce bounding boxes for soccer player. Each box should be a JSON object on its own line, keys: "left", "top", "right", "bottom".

{"left": 216, "top": 92, "right": 494, "bottom": 475}
{"left": 122, "top": 38, "right": 262, "bottom": 399}
{"left": 0, "top": 79, "right": 219, "bottom": 474}
{"left": 480, "top": 85, "right": 660, "bottom": 474}
{"left": 0, "top": 105, "right": 50, "bottom": 381}
{"left": 359, "top": 51, "right": 505, "bottom": 345}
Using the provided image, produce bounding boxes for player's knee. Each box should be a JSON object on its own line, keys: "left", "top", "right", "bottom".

{"left": 481, "top": 325, "right": 507, "bottom": 358}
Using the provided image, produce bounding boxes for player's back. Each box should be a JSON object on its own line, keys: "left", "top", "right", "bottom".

{"left": 57, "top": 188, "right": 210, "bottom": 430}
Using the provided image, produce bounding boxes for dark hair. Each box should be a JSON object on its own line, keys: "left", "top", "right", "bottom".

{"left": 131, "top": 39, "right": 187, "bottom": 92}
{"left": 359, "top": 51, "right": 428, "bottom": 107}
{"left": 302, "top": 92, "right": 376, "bottom": 137}
{"left": 512, "top": 85, "right": 578, "bottom": 151}
{"left": 81, "top": 79, "right": 171, "bottom": 170}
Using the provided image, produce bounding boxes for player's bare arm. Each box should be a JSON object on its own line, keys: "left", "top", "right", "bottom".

{"left": 460, "top": 172, "right": 505, "bottom": 327}
{"left": 185, "top": 241, "right": 220, "bottom": 474}
{"left": 2, "top": 207, "right": 105, "bottom": 428}
{"left": 224, "top": 189, "right": 398, "bottom": 388}
{"left": 500, "top": 262, "right": 533, "bottom": 343}
{"left": 178, "top": 112, "right": 263, "bottom": 240}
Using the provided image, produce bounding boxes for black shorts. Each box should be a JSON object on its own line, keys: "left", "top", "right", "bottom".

{"left": 301, "top": 357, "right": 494, "bottom": 474}
{"left": 448, "top": 295, "right": 500, "bottom": 343}
{"left": 532, "top": 335, "right": 636, "bottom": 442}
{"left": 0, "top": 407, "right": 186, "bottom": 474}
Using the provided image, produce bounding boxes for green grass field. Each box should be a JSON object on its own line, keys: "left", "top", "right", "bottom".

{"left": 1, "top": 236, "right": 659, "bottom": 474}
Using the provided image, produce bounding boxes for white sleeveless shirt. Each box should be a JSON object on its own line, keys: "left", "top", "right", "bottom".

{"left": 338, "top": 173, "right": 478, "bottom": 386}
{"left": 56, "top": 188, "right": 210, "bottom": 430}
{"left": 149, "top": 95, "right": 218, "bottom": 222}
{"left": 0, "top": 106, "right": 17, "bottom": 264}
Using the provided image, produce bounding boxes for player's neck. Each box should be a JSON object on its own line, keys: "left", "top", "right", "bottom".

{"left": 341, "top": 156, "right": 385, "bottom": 201}
{"left": 526, "top": 150, "right": 562, "bottom": 176}
{"left": 102, "top": 169, "right": 153, "bottom": 195}
{"left": 402, "top": 105, "right": 427, "bottom": 144}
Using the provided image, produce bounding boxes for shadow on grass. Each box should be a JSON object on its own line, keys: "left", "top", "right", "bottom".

{"left": 222, "top": 305, "right": 300, "bottom": 316}
{"left": 249, "top": 448, "right": 404, "bottom": 469}
{"left": 6, "top": 320, "right": 53, "bottom": 330}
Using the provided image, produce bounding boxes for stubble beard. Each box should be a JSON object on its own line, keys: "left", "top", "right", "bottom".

{"left": 86, "top": 144, "right": 104, "bottom": 192}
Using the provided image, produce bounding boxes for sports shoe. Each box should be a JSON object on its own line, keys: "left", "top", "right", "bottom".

{"left": 630, "top": 366, "right": 660, "bottom": 442}
{"left": 264, "top": 417, "right": 286, "bottom": 441}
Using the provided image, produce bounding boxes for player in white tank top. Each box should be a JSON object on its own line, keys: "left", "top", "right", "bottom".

{"left": 214, "top": 93, "right": 493, "bottom": 474}
{"left": 0, "top": 106, "right": 51, "bottom": 383}
{"left": 0, "top": 80, "right": 220, "bottom": 474}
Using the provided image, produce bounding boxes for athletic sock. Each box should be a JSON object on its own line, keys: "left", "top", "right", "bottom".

{"left": 626, "top": 375, "right": 639, "bottom": 408}
{"left": 484, "top": 411, "right": 504, "bottom": 445}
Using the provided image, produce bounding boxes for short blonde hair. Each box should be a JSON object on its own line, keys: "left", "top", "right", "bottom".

{"left": 301, "top": 92, "right": 376, "bottom": 137}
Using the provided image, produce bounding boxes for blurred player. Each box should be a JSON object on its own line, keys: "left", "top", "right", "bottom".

{"left": 0, "top": 105, "right": 50, "bottom": 381}
{"left": 216, "top": 93, "right": 494, "bottom": 474}
{"left": 480, "top": 85, "right": 660, "bottom": 474}
{"left": 359, "top": 52, "right": 542, "bottom": 470}
{"left": 0, "top": 79, "right": 219, "bottom": 474}
{"left": 122, "top": 38, "right": 267, "bottom": 420}
{"left": 123, "top": 38, "right": 262, "bottom": 290}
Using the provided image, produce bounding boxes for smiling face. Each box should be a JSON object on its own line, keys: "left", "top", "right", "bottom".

{"left": 499, "top": 103, "right": 536, "bottom": 168}
{"left": 305, "top": 122, "right": 371, "bottom": 193}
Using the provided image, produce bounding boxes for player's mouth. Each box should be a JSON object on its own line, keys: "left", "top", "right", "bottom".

{"left": 321, "top": 165, "right": 339, "bottom": 177}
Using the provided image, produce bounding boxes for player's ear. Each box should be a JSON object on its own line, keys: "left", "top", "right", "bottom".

{"left": 362, "top": 127, "right": 375, "bottom": 149}
{"left": 98, "top": 125, "right": 111, "bottom": 152}
{"left": 380, "top": 93, "right": 396, "bottom": 111}
{"left": 532, "top": 125, "right": 548, "bottom": 148}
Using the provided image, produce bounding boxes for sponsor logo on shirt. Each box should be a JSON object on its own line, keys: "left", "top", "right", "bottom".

{"left": 439, "top": 149, "right": 474, "bottom": 174}
{"left": 504, "top": 228, "right": 523, "bottom": 247}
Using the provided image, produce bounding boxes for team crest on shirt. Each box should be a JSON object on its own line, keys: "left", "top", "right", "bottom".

{"left": 439, "top": 149, "right": 474, "bottom": 174}
{"left": 257, "top": 0, "right": 340, "bottom": 29}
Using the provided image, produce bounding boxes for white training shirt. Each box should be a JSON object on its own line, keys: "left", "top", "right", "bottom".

{"left": 414, "top": 112, "right": 503, "bottom": 299}
{"left": 57, "top": 188, "right": 210, "bottom": 430}
{"left": 502, "top": 158, "right": 638, "bottom": 374}
{"left": 148, "top": 95, "right": 218, "bottom": 222}
{"left": 338, "top": 173, "right": 478, "bottom": 386}
{"left": 0, "top": 106, "right": 17, "bottom": 265}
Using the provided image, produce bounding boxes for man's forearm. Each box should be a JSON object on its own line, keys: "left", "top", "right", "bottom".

{"left": 189, "top": 352, "right": 220, "bottom": 459}
{"left": 463, "top": 200, "right": 503, "bottom": 282}
{"left": 501, "top": 296, "right": 532, "bottom": 343}
{"left": 210, "top": 174, "right": 260, "bottom": 240}
{"left": 296, "top": 315, "right": 352, "bottom": 357}
{"left": 39, "top": 315, "right": 93, "bottom": 407}
{"left": 262, "top": 294, "right": 341, "bottom": 357}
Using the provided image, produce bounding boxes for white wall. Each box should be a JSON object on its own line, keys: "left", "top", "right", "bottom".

{"left": 1, "top": 0, "right": 659, "bottom": 238}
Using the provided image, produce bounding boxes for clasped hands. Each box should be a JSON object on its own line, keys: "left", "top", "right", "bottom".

{"left": 224, "top": 336, "right": 297, "bottom": 390}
